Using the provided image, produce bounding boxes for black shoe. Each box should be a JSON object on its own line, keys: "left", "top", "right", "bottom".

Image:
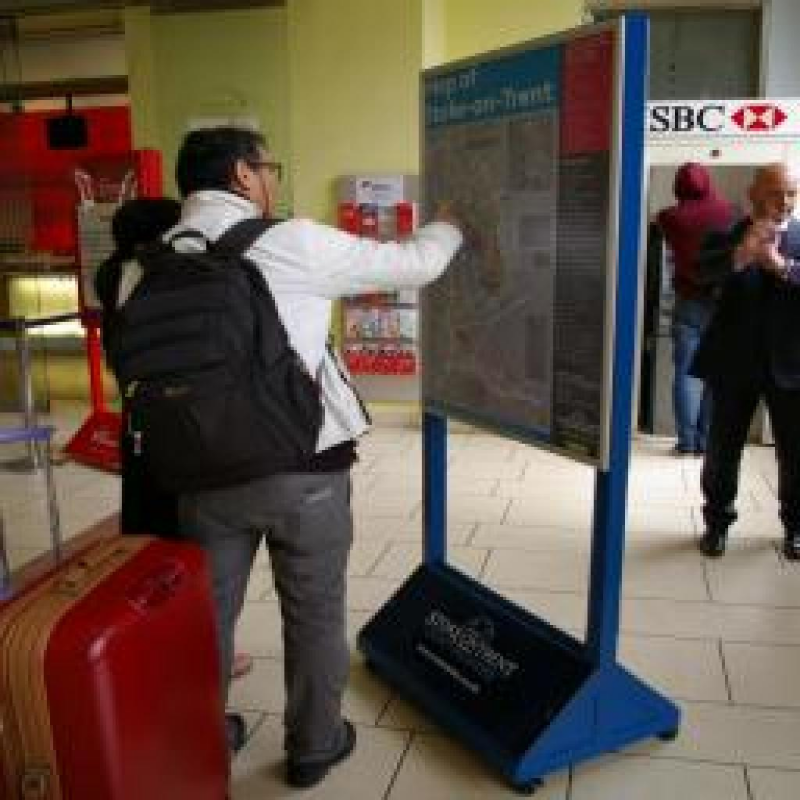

{"left": 699, "top": 529, "right": 727, "bottom": 557}
{"left": 783, "top": 533, "right": 800, "bottom": 561}
{"left": 286, "top": 719, "right": 356, "bottom": 789}
{"left": 226, "top": 713, "right": 247, "bottom": 754}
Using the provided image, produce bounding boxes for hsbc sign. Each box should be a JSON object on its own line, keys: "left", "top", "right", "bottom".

{"left": 647, "top": 99, "right": 800, "bottom": 138}
{"left": 730, "top": 104, "right": 787, "bottom": 131}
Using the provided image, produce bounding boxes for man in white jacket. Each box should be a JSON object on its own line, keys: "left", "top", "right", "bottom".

{"left": 171, "top": 126, "right": 462, "bottom": 788}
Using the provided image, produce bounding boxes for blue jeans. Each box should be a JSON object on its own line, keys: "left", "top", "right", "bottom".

{"left": 671, "top": 296, "right": 713, "bottom": 452}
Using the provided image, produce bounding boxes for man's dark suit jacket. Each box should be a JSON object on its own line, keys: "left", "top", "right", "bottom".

{"left": 690, "top": 217, "right": 800, "bottom": 390}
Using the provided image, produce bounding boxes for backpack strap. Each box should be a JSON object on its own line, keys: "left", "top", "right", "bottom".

{"left": 212, "top": 217, "right": 280, "bottom": 257}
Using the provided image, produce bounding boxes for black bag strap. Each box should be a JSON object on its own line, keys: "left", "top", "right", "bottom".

{"left": 210, "top": 216, "right": 293, "bottom": 368}
{"left": 212, "top": 216, "right": 280, "bottom": 257}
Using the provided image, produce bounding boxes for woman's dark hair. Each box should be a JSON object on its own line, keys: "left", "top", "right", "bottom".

{"left": 175, "top": 126, "right": 267, "bottom": 198}
{"left": 110, "top": 197, "right": 182, "bottom": 261}
{"left": 95, "top": 196, "right": 181, "bottom": 319}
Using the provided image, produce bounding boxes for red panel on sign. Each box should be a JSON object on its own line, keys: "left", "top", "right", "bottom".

{"left": 561, "top": 32, "right": 614, "bottom": 155}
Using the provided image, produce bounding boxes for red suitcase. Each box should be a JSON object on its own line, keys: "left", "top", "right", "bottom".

{"left": 0, "top": 518, "right": 230, "bottom": 800}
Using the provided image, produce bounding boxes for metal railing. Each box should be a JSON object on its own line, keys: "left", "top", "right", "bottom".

{"left": 0, "top": 312, "right": 80, "bottom": 468}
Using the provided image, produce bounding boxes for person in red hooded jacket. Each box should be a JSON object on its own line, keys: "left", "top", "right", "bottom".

{"left": 657, "top": 163, "right": 736, "bottom": 455}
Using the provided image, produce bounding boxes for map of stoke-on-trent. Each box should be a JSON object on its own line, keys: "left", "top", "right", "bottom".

{"left": 422, "top": 110, "right": 559, "bottom": 434}
{"left": 421, "top": 32, "right": 617, "bottom": 463}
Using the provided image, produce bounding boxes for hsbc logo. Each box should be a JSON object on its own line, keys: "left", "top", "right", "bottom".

{"left": 731, "top": 103, "right": 787, "bottom": 131}
{"left": 648, "top": 99, "right": 798, "bottom": 138}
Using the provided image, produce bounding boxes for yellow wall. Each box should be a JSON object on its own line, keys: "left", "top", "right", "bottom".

{"left": 124, "top": 7, "right": 159, "bottom": 150}
{"left": 423, "top": 0, "right": 447, "bottom": 69}
{"left": 123, "top": 1, "right": 586, "bottom": 220}
{"left": 443, "top": 0, "right": 586, "bottom": 61}
{"left": 125, "top": 7, "right": 291, "bottom": 210}
{"left": 287, "top": 0, "right": 424, "bottom": 221}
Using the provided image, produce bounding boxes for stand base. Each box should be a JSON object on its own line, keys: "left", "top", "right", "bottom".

{"left": 64, "top": 410, "right": 121, "bottom": 473}
{"left": 358, "top": 564, "right": 680, "bottom": 789}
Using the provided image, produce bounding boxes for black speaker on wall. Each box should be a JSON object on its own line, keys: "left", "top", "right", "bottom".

{"left": 46, "top": 113, "right": 88, "bottom": 150}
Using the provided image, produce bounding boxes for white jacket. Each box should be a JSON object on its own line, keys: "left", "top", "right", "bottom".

{"left": 167, "top": 190, "right": 463, "bottom": 452}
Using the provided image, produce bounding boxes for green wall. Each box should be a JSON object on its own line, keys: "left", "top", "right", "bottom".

{"left": 287, "top": 0, "right": 424, "bottom": 221}
{"left": 126, "top": 6, "right": 291, "bottom": 211}
{"left": 124, "top": 0, "right": 586, "bottom": 220}
{"left": 443, "top": 0, "right": 586, "bottom": 61}
{"left": 124, "top": 7, "right": 159, "bottom": 150}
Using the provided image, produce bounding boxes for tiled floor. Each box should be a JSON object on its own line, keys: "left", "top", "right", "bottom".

{"left": 3, "top": 411, "right": 800, "bottom": 799}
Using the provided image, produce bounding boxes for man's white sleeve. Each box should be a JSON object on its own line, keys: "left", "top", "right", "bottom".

{"left": 265, "top": 218, "right": 463, "bottom": 298}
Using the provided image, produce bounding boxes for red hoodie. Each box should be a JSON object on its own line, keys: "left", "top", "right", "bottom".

{"left": 657, "top": 163, "right": 736, "bottom": 299}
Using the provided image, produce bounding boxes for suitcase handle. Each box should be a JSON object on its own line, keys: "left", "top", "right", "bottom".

{"left": 53, "top": 544, "right": 133, "bottom": 596}
{"left": 127, "top": 562, "right": 186, "bottom": 612}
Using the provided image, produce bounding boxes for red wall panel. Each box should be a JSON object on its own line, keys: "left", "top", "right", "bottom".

{"left": 0, "top": 106, "right": 132, "bottom": 255}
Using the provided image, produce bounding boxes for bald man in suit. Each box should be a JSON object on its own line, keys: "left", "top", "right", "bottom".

{"left": 692, "top": 164, "right": 800, "bottom": 560}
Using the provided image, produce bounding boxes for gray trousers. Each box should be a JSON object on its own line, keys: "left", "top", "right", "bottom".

{"left": 178, "top": 470, "right": 352, "bottom": 763}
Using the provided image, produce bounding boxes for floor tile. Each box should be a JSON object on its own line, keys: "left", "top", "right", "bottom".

{"left": 232, "top": 715, "right": 408, "bottom": 800}
{"left": 723, "top": 642, "right": 800, "bottom": 708}
{"left": 619, "top": 634, "right": 729, "bottom": 703}
{"left": 572, "top": 754, "right": 748, "bottom": 800}
{"left": 347, "top": 576, "right": 404, "bottom": 612}
{"left": 227, "top": 656, "right": 285, "bottom": 713}
{"left": 349, "top": 540, "right": 390, "bottom": 576}
{"left": 705, "top": 543, "right": 800, "bottom": 606}
{"left": 351, "top": 493, "right": 419, "bottom": 518}
{"left": 619, "top": 595, "right": 800, "bottom": 646}
{"left": 244, "top": 568, "right": 273, "bottom": 601}
{"left": 370, "top": 541, "right": 487, "bottom": 580}
{"left": 503, "top": 588, "right": 588, "bottom": 634}
{"left": 625, "top": 505, "right": 697, "bottom": 536}
{"left": 387, "top": 732, "right": 568, "bottom": 799}
{"left": 747, "top": 767, "right": 800, "bottom": 800}
{"left": 622, "top": 539, "right": 709, "bottom": 601}
{"left": 633, "top": 701, "right": 800, "bottom": 769}
{"left": 377, "top": 694, "right": 441, "bottom": 734}
{"left": 471, "top": 523, "right": 591, "bottom": 552}
{"left": 444, "top": 495, "right": 512, "bottom": 524}
{"left": 228, "top": 655, "right": 392, "bottom": 727}
{"left": 504, "top": 496, "right": 594, "bottom": 529}
{"left": 483, "top": 548, "right": 590, "bottom": 593}
{"left": 483, "top": 540, "right": 709, "bottom": 602}
{"left": 235, "top": 601, "right": 283, "bottom": 659}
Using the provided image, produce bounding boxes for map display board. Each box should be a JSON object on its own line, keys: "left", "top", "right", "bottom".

{"left": 421, "top": 28, "right": 619, "bottom": 467}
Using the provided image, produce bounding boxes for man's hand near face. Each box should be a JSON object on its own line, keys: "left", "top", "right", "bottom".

{"left": 734, "top": 218, "right": 777, "bottom": 271}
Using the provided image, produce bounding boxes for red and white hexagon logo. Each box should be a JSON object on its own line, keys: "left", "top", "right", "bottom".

{"left": 731, "top": 103, "right": 788, "bottom": 131}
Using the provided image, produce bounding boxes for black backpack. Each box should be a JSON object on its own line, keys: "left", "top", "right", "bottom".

{"left": 109, "top": 217, "right": 323, "bottom": 492}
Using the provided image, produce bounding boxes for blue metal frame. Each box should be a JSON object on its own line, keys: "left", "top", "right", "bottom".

{"left": 361, "top": 13, "right": 680, "bottom": 791}
{"left": 423, "top": 412, "right": 447, "bottom": 565}
{"left": 586, "top": 11, "right": 648, "bottom": 667}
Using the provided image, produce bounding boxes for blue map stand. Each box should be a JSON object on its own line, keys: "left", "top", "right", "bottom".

{"left": 358, "top": 13, "right": 680, "bottom": 792}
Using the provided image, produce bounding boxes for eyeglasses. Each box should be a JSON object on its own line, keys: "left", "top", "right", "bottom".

{"left": 248, "top": 160, "right": 283, "bottom": 182}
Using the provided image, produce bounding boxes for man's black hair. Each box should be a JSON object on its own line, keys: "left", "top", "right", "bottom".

{"left": 175, "top": 126, "right": 267, "bottom": 198}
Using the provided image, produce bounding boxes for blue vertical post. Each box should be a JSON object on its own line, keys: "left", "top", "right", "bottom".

{"left": 586, "top": 13, "right": 649, "bottom": 667}
{"left": 423, "top": 411, "right": 447, "bottom": 565}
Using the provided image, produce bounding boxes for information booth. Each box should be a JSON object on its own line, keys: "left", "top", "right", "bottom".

{"left": 358, "top": 14, "right": 680, "bottom": 792}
